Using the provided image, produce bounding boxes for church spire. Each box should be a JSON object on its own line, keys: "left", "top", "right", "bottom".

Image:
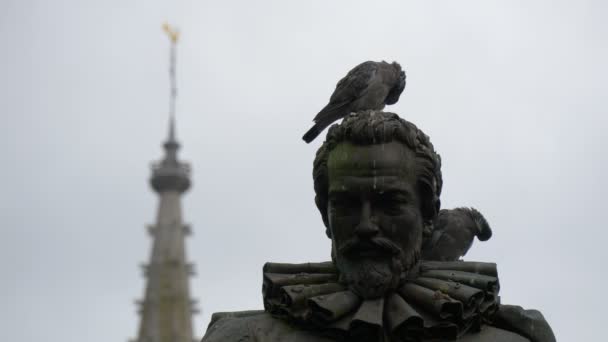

{"left": 133, "top": 24, "right": 197, "bottom": 342}
{"left": 156, "top": 22, "right": 181, "bottom": 171}
{"left": 151, "top": 23, "right": 187, "bottom": 192}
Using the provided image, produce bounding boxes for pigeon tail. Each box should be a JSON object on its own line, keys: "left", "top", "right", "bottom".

{"left": 305, "top": 100, "right": 351, "bottom": 143}
{"left": 302, "top": 123, "right": 324, "bottom": 143}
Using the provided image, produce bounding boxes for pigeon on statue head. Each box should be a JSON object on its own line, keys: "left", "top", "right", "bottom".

{"left": 302, "top": 61, "right": 406, "bottom": 143}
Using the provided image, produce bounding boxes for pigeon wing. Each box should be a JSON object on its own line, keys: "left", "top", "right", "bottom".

{"left": 312, "top": 61, "right": 378, "bottom": 123}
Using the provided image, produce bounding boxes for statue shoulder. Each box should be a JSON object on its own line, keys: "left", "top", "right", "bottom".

{"left": 202, "top": 310, "right": 337, "bottom": 342}
{"left": 202, "top": 310, "right": 265, "bottom": 342}
{"left": 491, "top": 304, "right": 556, "bottom": 342}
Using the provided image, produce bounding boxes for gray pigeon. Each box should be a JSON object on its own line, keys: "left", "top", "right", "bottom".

{"left": 422, "top": 207, "right": 493, "bottom": 262}
{"left": 302, "top": 61, "right": 406, "bottom": 143}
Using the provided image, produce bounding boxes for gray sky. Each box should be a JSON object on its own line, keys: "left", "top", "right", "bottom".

{"left": 1, "top": 0, "right": 606, "bottom": 341}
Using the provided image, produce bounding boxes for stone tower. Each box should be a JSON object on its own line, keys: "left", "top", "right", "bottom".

{"left": 133, "top": 25, "right": 197, "bottom": 342}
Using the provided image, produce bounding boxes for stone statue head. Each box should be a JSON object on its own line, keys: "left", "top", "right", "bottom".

{"left": 313, "top": 111, "right": 442, "bottom": 298}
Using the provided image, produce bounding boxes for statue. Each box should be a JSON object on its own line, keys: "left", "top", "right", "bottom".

{"left": 202, "top": 111, "right": 555, "bottom": 341}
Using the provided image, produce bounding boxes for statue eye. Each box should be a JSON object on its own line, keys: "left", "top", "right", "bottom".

{"left": 329, "top": 194, "right": 358, "bottom": 212}
{"left": 375, "top": 193, "right": 408, "bottom": 215}
{"left": 385, "top": 203, "right": 406, "bottom": 215}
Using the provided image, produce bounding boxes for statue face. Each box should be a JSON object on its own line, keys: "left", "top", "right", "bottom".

{"left": 327, "top": 141, "right": 424, "bottom": 298}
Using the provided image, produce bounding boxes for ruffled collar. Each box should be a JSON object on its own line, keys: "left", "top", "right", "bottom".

{"left": 263, "top": 260, "right": 500, "bottom": 341}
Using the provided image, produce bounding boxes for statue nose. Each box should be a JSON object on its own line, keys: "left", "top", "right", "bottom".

{"left": 355, "top": 201, "right": 379, "bottom": 238}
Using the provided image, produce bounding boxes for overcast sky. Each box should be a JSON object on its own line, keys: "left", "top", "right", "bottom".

{"left": 1, "top": 1, "right": 607, "bottom": 341}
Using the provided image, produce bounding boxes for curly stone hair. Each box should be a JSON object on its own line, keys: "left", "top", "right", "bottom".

{"left": 312, "top": 110, "right": 443, "bottom": 237}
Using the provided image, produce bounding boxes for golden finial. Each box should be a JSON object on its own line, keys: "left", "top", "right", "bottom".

{"left": 162, "top": 22, "right": 180, "bottom": 43}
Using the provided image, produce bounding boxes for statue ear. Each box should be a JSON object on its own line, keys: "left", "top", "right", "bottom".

{"left": 315, "top": 195, "right": 331, "bottom": 238}
{"left": 435, "top": 198, "right": 441, "bottom": 217}
{"left": 422, "top": 219, "right": 434, "bottom": 240}
{"left": 418, "top": 183, "right": 440, "bottom": 222}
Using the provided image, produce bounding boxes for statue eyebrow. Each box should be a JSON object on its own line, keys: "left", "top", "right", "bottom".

{"left": 374, "top": 189, "right": 412, "bottom": 200}
{"left": 328, "top": 187, "right": 412, "bottom": 199}
{"left": 328, "top": 190, "right": 356, "bottom": 199}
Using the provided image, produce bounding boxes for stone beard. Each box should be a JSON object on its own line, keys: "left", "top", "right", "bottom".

{"left": 332, "top": 232, "right": 422, "bottom": 299}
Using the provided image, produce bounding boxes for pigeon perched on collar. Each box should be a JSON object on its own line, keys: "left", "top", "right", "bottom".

{"left": 422, "top": 207, "right": 493, "bottom": 262}
{"left": 302, "top": 60, "right": 406, "bottom": 143}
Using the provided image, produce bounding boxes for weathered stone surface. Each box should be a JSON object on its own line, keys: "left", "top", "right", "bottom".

{"left": 202, "top": 111, "right": 555, "bottom": 342}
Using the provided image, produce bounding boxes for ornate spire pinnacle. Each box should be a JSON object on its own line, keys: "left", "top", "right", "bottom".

{"left": 164, "top": 22, "right": 179, "bottom": 145}
{"left": 133, "top": 24, "right": 197, "bottom": 342}
{"left": 151, "top": 23, "right": 189, "bottom": 193}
